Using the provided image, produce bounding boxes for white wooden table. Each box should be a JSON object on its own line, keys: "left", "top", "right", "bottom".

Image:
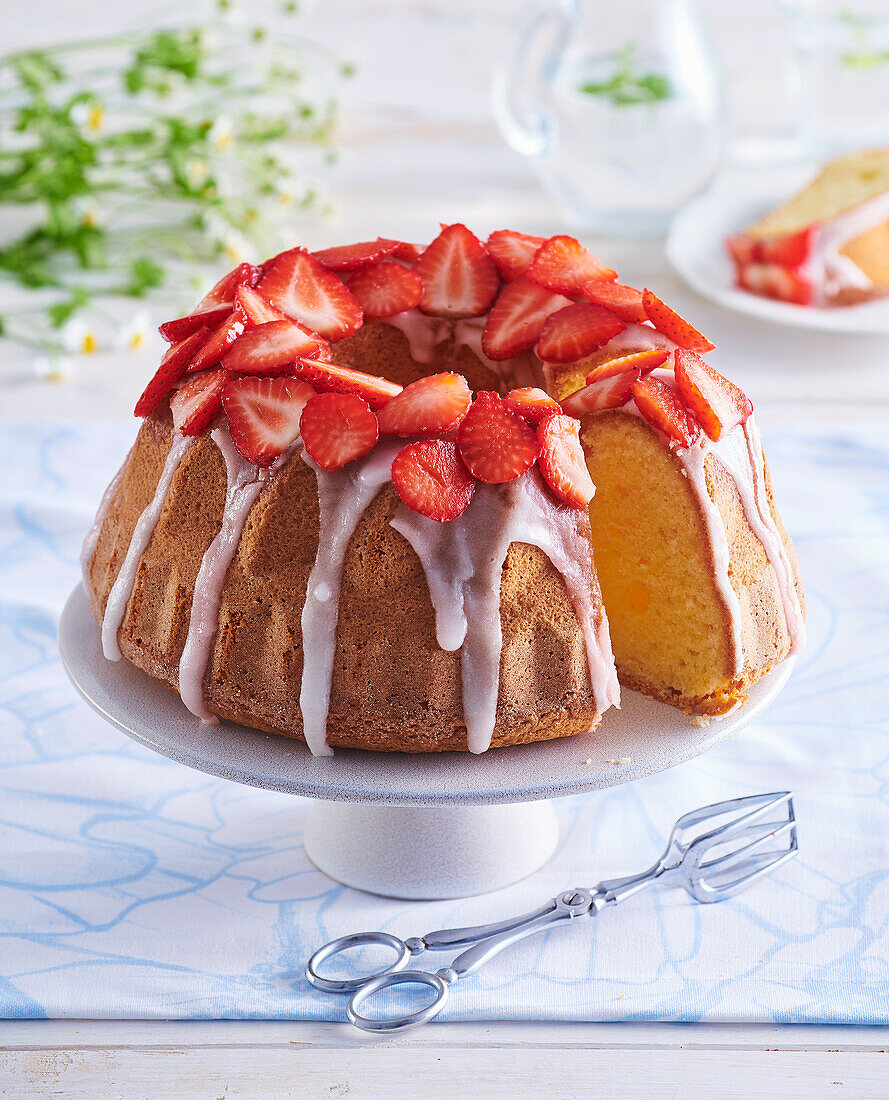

{"left": 3, "top": 2, "right": 889, "bottom": 1095}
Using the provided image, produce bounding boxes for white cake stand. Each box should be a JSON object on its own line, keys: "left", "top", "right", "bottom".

{"left": 59, "top": 585, "right": 794, "bottom": 900}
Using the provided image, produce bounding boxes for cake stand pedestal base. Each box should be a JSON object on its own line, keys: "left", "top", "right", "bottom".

{"left": 303, "top": 800, "right": 559, "bottom": 899}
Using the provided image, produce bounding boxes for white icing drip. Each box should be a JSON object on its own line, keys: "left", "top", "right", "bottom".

{"left": 601, "top": 322, "right": 678, "bottom": 356}
{"left": 384, "top": 309, "right": 450, "bottom": 363}
{"left": 809, "top": 188, "right": 889, "bottom": 303}
{"left": 392, "top": 470, "right": 619, "bottom": 754}
{"left": 177, "top": 427, "right": 265, "bottom": 724}
{"left": 299, "top": 438, "right": 405, "bottom": 757}
{"left": 101, "top": 433, "right": 194, "bottom": 661}
{"left": 80, "top": 446, "right": 133, "bottom": 587}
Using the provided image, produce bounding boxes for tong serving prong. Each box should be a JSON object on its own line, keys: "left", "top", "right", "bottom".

{"left": 306, "top": 791, "right": 798, "bottom": 1032}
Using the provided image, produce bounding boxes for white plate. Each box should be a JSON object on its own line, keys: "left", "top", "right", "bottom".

{"left": 666, "top": 167, "right": 889, "bottom": 336}
{"left": 58, "top": 584, "right": 794, "bottom": 808}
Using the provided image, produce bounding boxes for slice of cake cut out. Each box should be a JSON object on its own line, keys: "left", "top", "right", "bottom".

{"left": 726, "top": 149, "right": 889, "bottom": 307}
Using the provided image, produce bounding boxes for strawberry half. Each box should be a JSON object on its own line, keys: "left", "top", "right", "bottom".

{"left": 758, "top": 227, "right": 814, "bottom": 266}
{"left": 376, "top": 372, "right": 471, "bottom": 436}
{"left": 631, "top": 375, "right": 701, "bottom": 448}
{"left": 258, "top": 248, "right": 363, "bottom": 340}
{"left": 312, "top": 238, "right": 399, "bottom": 271}
{"left": 170, "top": 369, "right": 226, "bottom": 435}
{"left": 725, "top": 235, "right": 759, "bottom": 266}
{"left": 222, "top": 319, "right": 328, "bottom": 376}
{"left": 391, "top": 439, "right": 476, "bottom": 522}
{"left": 736, "top": 262, "right": 813, "bottom": 306}
{"left": 560, "top": 370, "right": 641, "bottom": 417}
{"left": 527, "top": 235, "right": 617, "bottom": 294}
{"left": 537, "top": 414, "right": 595, "bottom": 509}
{"left": 194, "top": 262, "right": 262, "bottom": 313}
{"left": 586, "top": 349, "right": 671, "bottom": 382}
{"left": 482, "top": 277, "right": 571, "bottom": 361}
{"left": 293, "top": 358, "right": 403, "bottom": 411}
{"left": 415, "top": 223, "right": 500, "bottom": 319}
{"left": 504, "top": 386, "right": 561, "bottom": 424}
{"left": 581, "top": 281, "right": 647, "bottom": 323}
{"left": 642, "top": 290, "right": 716, "bottom": 353}
{"left": 456, "top": 391, "right": 539, "bottom": 484}
{"left": 299, "top": 392, "right": 379, "bottom": 471}
{"left": 537, "top": 302, "right": 626, "bottom": 364}
{"left": 673, "top": 349, "right": 753, "bottom": 441}
{"left": 134, "top": 328, "right": 209, "bottom": 417}
{"left": 233, "top": 284, "right": 288, "bottom": 326}
{"left": 485, "top": 229, "right": 546, "bottom": 282}
{"left": 222, "top": 375, "right": 316, "bottom": 466}
{"left": 158, "top": 305, "right": 233, "bottom": 344}
{"left": 187, "top": 311, "right": 245, "bottom": 373}
{"left": 347, "top": 261, "right": 424, "bottom": 318}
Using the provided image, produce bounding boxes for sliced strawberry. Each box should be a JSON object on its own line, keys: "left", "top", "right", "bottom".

{"left": 736, "top": 262, "right": 813, "bottom": 306}
{"left": 631, "top": 375, "right": 701, "bottom": 448}
{"left": 347, "top": 261, "right": 424, "bottom": 318}
{"left": 312, "top": 238, "right": 400, "bottom": 272}
{"left": 586, "top": 349, "right": 671, "bottom": 382}
{"left": 221, "top": 319, "right": 327, "bottom": 376}
{"left": 158, "top": 305, "right": 233, "bottom": 344}
{"left": 293, "top": 358, "right": 403, "bottom": 411}
{"left": 560, "top": 370, "right": 640, "bottom": 417}
{"left": 482, "top": 277, "right": 572, "bottom": 361}
{"left": 233, "top": 284, "right": 288, "bottom": 326}
{"left": 580, "top": 281, "right": 647, "bottom": 323}
{"left": 299, "top": 392, "right": 379, "bottom": 471}
{"left": 222, "top": 375, "right": 316, "bottom": 466}
{"left": 725, "top": 235, "right": 759, "bottom": 266}
{"left": 642, "top": 290, "right": 716, "bottom": 353}
{"left": 537, "top": 414, "right": 595, "bottom": 509}
{"left": 527, "top": 235, "right": 617, "bottom": 294}
{"left": 415, "top": 223, "right": 500, "bottom": 319}
{"left": 376, "top": 372, "right": 471, "bottom": 436}
{"left": 537, "top": 302, "right": 626, "bottom": 364}
{"left": 194, "top": 262, "right": 262, "bottom": 313}
{"left": 673, "top": 349, "right": 753, "bottom": 441}
{"left": 186, "top": 311, "right": 245, "bottom": 373}
{"left": 391, "top": 439, "right": 476, "bottom": 522}
{"left": 758, "top": 227, "right": 814, "bottom": 267}
{"left": 456, "top": 391, "right": 539, "bottom": 484}
{"left": 134, "top": 328, "right": 209, "bottom": 417}
{"left": 485, "top": 229, "right": 546, "bottom": 282}
{"left": 170, "top": 369, "right": 226, "bottom": 435}
{"left": 258, "top": 248, "right": 363, "bottom": 340}
{"left": 391, "top": 240, "right": 424, "bottom": 263}
{"left": 504, "top": 386, "right": 561, "bottom": 424}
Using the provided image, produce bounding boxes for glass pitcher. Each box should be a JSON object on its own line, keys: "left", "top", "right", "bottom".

{"left": 493, "top": 0, "right": 724, "bottom": 234}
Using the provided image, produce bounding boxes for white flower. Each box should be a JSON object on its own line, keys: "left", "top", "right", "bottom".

{"left": 60, "top": 319, "right": 99, "bottom": 355}
{"left": 70, "top": 100, "right": 105, "bottom": 132}
{"left": 186, "top": 158, "right": 209, "bottom": 189}
{"left": 117, "top": 310, "right": 153, "bottom": 352}
{"left": 208, "top": 115, "right": 234, "bottom": 150}
{"left": 33, "top": 354, "right": 78, "bottom": 382}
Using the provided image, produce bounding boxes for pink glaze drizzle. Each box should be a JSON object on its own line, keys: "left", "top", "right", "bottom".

{"left": 80, "top": 445, "right": 133, "bottom": 587}
{"left": 299, "top": 439, "right": 406, "bottom": 756}
{"left": 101, "top": 433, "right": 194, "bottom": 661}
{"left": 392, "top": 469, "right": 619, "bottom": 754}
{"left": 177, "top": 427, "right": 265, "bottom": 723}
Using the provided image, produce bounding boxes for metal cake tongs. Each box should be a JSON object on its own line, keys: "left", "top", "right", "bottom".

{"left": 305, "top": 792, "right": 797, "bottom": 1033}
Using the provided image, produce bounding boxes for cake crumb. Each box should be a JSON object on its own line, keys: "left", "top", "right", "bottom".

{"left": 607, "top": 757, "right": 632, "bottom": 765}
{"left": 690, "top": 714, "right": 711, "bottom": 727}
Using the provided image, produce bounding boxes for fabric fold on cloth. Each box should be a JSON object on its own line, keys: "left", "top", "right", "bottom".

{"left": 0, "top": 420, "right": 887, "bottom": 1024}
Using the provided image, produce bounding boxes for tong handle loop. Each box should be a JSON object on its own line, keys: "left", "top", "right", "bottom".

{"left": 305, "top": 931, "right": 413, "bottom": 994}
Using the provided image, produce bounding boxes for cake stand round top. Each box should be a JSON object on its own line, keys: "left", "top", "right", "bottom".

{"left": 59, "top": 585, "right": 794, "bottom": 807}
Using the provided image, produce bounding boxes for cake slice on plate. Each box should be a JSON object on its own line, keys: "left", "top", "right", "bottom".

{"left": 726, "top": 149, "right": 889, "bottom": 307}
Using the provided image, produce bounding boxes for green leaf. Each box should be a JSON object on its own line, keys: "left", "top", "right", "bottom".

{"left": 47, "top": 286, "right": 92, "bottom": 328}
{"left": 124, "top": 257, "right": 165, "bottom": 296}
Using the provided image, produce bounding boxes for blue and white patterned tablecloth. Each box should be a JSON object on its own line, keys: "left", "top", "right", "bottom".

{"left": 1, "top": 419, "right": 887, "bottom": 1023}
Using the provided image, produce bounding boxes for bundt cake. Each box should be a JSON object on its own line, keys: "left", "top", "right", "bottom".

{"left": 82, "top": 225, "right": 804, "bottom": 753}
{"left": 726, "top": 149, "right": 889, "bottom": 306}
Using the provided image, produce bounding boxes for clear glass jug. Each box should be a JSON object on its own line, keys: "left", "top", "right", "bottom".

{"left": 493, "top": 0, "right": 724, "bottom": 234}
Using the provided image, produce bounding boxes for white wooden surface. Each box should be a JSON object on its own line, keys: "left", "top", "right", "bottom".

{"left": 3, "top": 1, "right": 889, "bottom": 1096}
